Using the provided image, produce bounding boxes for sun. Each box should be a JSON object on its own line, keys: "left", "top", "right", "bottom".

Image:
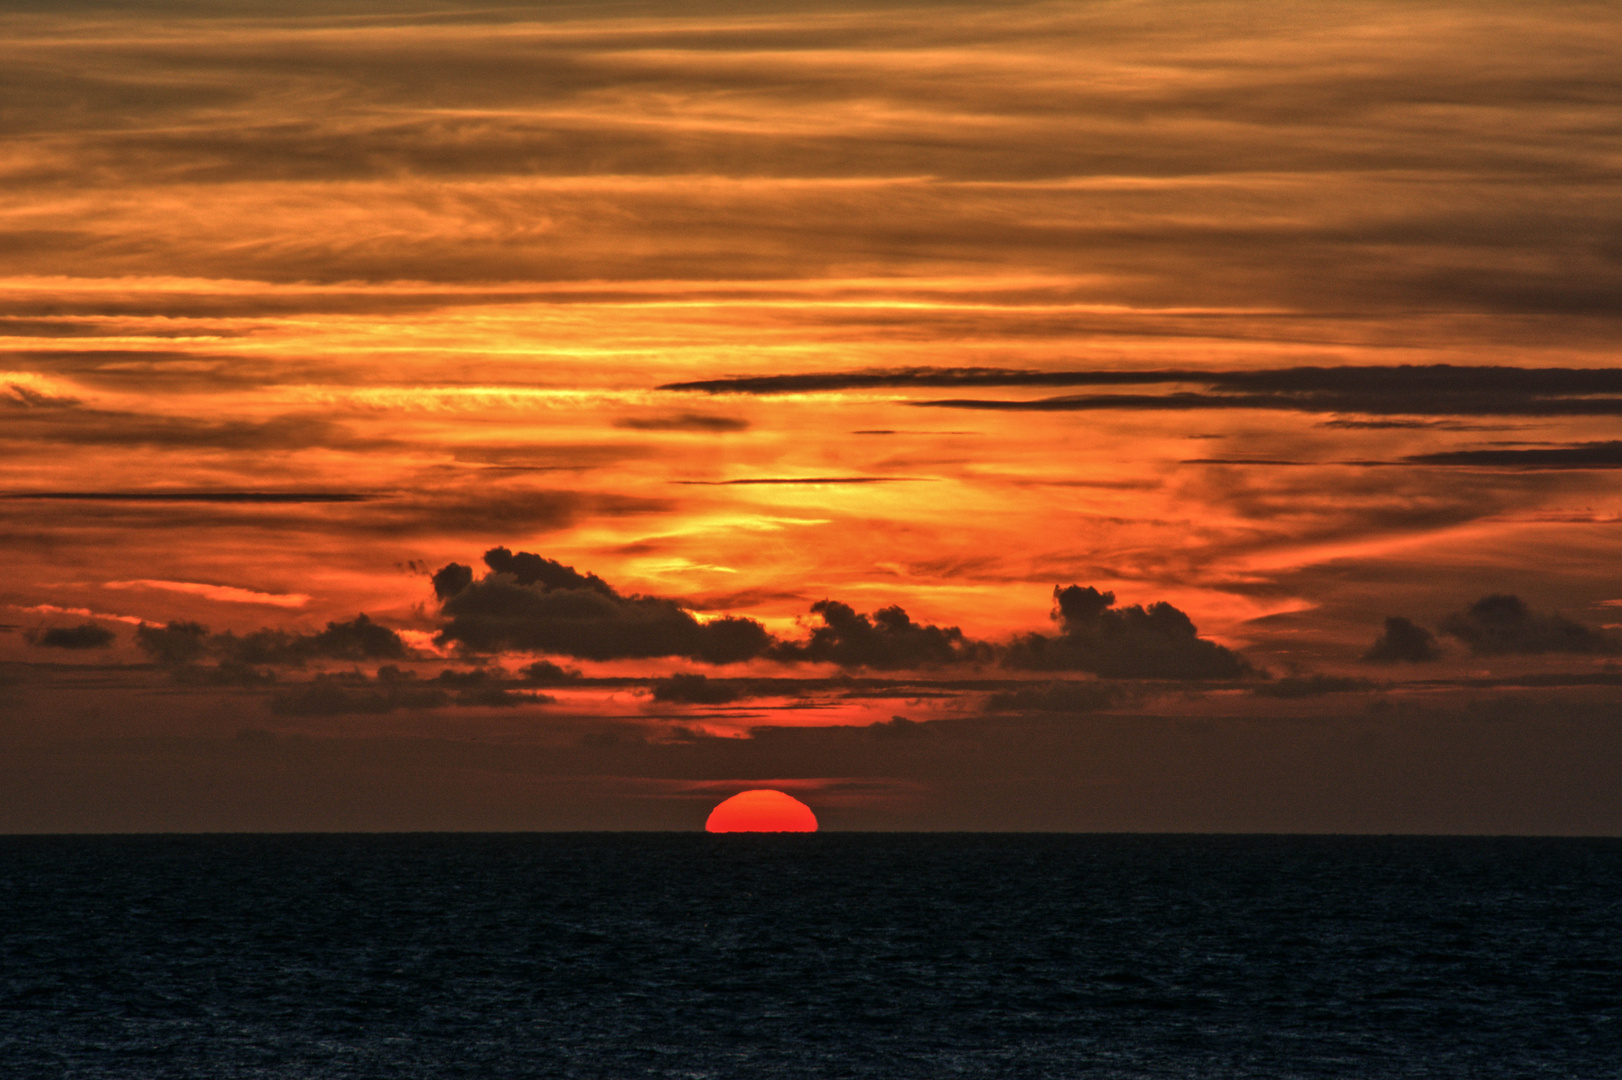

{"left": 705, "top": 789, "right": 819, "bottom": 833}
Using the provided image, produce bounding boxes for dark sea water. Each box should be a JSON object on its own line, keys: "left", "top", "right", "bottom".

{"left": 1, "top": 835, "right": 1618, "bottom": 1079}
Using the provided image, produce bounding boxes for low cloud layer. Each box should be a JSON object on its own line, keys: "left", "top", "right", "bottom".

{"left": 768, "top": 600, "right": 991, "bottom": 670}
{"left": 28, "top": 623, "right": 116, "bottom": 650}
{"left": 435, "top": 549, "right": 774, "bottom": 663}
{"left": 1439, "top": 594, "right": 1617, "bottom": 656}
{"left": 429, "top": 548, "right": 1259, "bottom": 678}
{"left": 1363, "top": 617, "right": 1443, "bottom": 664}
{"left": 1003, "top": 586, "right": 1254, "bottom": 680}
{"left": 136, "top": 614, "right": 408, "bottom": 675}
{"left": 669, "top": 366, "right": 1622, "bottom": 419}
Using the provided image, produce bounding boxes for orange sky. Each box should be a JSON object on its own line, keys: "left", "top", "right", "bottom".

{"left": 3, "top": 0, "right": 1621, "bottom": 832}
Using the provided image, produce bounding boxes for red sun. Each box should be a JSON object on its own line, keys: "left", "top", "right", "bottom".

{"left": 705, "top": 789, "right": 819, "bottom": 833}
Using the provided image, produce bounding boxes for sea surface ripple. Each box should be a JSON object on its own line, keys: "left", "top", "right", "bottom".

{"left": 1, "top": 834, "right": 1617, "bottom": 1078}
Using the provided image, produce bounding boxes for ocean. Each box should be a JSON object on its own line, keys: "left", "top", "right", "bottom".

{"left": 2, "top": 835, "right": 1617, "bottom": 1078}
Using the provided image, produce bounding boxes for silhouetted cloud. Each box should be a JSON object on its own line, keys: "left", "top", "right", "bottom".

{"left": 271, "top": 672, "right": 449, "bottom": 716}
{"left": 433, "top": 668, "right": 527, "bottom": 707}
{"left": 1439, "top": 595, "right": 1616, "bottom": 656}
{"left": 651, "top": 672, "right": 742, "bottom": 705}
{"left": 218, "top": 615, "right": 409, "bottom": 666}
{"left": 432, "top": 562, "right": 474, "bottom": 600}
{"left": 1002, "top": 586, "right": 1254, "bottom": 679}
{"left": 1252, "top": 674, "right": 1377, "bottom": 698}
{"left": 0, "top": 491, "right": 369, "bottom": 503}
{"left": 669, "top": 366, "right": 1622, "bottom": 419}
{"left": 481, "top": 547, "right": 616, "bottom": 595}
{"left": 3, "top": 382, "right": 80, "bottom": 409}
{"left": 1363, "top": 617, "right": 1443, "bottom": 664}
{"left": 613, "top": 413, "right": 748, "bottom": 432}
{"left": 135, "top": 621, "right": 211, "bottom": 665}
{"left": 28, "top": 623, "right": 115, "bottom": 650}
{"left": 0, "top": 409, "right": 388, "bottom": 451}
{"left": 1404, "top": 442, "right": 1622, "bottom": 468}
{"left": 435, "top": 548, "right": 773, "bottom": 663}
{"left": 171, "top": 659, "right": 276, "bottom": 687}
{"left": 675, "top": 477, "right": 913, "bottom": 485}
{"left": 521, "top": 659, "right": 582, "bottom": 685}
{"left": 136, "top": 615, "right": 409, "bottom": 669}
{"left": 768, "top": 600, "right": 992, "bottom": 670}
{"left": 984, "top": 680, "right": 1127, "bottom": 712}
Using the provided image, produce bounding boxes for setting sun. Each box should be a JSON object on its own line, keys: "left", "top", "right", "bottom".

{"left": 705, "top": 790, "right": 819, "bottom": 833}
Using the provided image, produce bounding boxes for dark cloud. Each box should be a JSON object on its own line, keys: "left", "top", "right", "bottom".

{"left": 667, "top": 366, "right": 1622, "bottom": 421}
{"left": 1002, "top": 586, "right": 1255, "bottom": 680}
{"left": 984, "top": 680, "right": 1127, "bottom": 712}
{"left": 613, "top": 413, "right": 749, "bottom": 432}
{"left": 0, "top": 487, "right": 653, "bottom": 543}
{"left": 271, "top": 672, "right": 449, "bottom": 717}
{"left": 0, "top": 491, "right": 369, "bottom": 503}
{"left": 521, "top": 659, "right": 582, "bottom": 685}
{"left": 136, "top": 614, "right": 409, "bottom": 669}
{"left": 3, "top": 382, "right": 80, "bottom": 409}
{"left": 1362, "top": 617, "right": 1443, "bottom": 664}
{"left": 431, "top": 562, "right": 474, "bottom": 601}
{"left": 675, "top": 477, "right": 913, "bottom": 485}
{"left": 135, "top": 621, "right": 210, "bottom": 665}
{"left": 866, "top": 715, "right": 928, "bottom": 739}
{"left": 435, "top": 548, "right": 774, "bottom": 663}
{"left": 0, "top": 409, "right": 388, "bottom": 452}
{"left": 661, "top": 367, "right": 1161, "bottom": 394}
{"left": 1252, "top": 674, "right": 1377, "bottom": 698}
{"left": 481, "top": 547, "right": 616, "bottom": 595}
{"left": 433, "top": 667, "right": 527, "bottom": 707}
{"left": 920, "top": 390, "right": 1622, "bottom": 418}
{"left": 1404, "top": 442, "right": 1622, "bottom": 468}
{"left": 1438, "top": 594, "right": 1617, "bottom": 656}
{"left": 650, "top": 672, "right": 742, "bottom": 705}
{"left": 28, "top": 623, "right": 115, "bottom": 650}
{"left": 220, "top": 615, "right": 409, "bottom": 666}
{"left": 171, "top": 659, "right": 276, "bottom": 687}
{"left": 767, "top": 600, "right": 992, "bottom": 670}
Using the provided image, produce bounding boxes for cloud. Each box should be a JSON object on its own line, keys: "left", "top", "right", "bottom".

{"left": 435, "top": 548, "right": 774, "bottom": 663}
{"left": 218, "top": 615, "right": 409, "bottom": 666}
{"left": 171, "top": 659, "right": 277, "bottom": 687}
{"left": 135, "top": 614, "right": 409, "bottom": 670}
{"left": 0, "top": 409, "right": 388, "bottom": 452}
{"left": 271, "top": 672, "right": 449, "bottom": 717}
{"left": 3, "top": 381, "right": 80, "bottom": 409}
{"left": 1362, "top": 617, "right": 1443, "bottom": 664}
{"left": 675, "top": 477, "right": 914, "bottom": 485}
{"left": 1438, "top": 594, "right": 1616, "bottom": 656}
{"left": 431, "top": 562, "right": 474, "bottom": 601}
{"left": 0, "top": 492, "right": 369, "bottom": 504}
{"left": 613, "top": 412, "right": 749, "bottom": 432}
{"left": 1252, "top": 674, "right": 1377, "bottom": 698}
{"left": 28, "top": 622, "right": 115, "bottom": 649}
{"left": 135, "top": 621, "right": 211, "bottom": 665}
{"left": 651, "top": 672, "right": 743, "bottom": 705}
{"left": 1404, "top": 442, "right": 1622, "bottom": 468}
{"left": 767, "top": 599, "right": 992, "bottom": 670}
{"left": 432, "top": 668, "right": 528, "bottom": 707}
{"left": 104, "top": 579, "right": 310, "bottom": 607}
{"left": 521, "top": 659, "right": 582, "bottom": 685}
{"left": 667, "top": 366, "right": 1622, "bottom": 420}
{"left": 432, "top": 552, "right": 1258, "bottom": 678}
{"left": 984, "top": 680, "right": 1127, "bottom": 712}
{"left": 1002, "top": 586, "right": 1254, "bottom": 679}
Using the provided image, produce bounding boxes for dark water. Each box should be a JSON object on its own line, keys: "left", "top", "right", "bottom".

{"left": 1, "top": 835, "right": 1618, "bottom": 1078}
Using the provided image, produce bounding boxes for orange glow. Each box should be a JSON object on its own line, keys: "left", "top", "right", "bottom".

{"left": 705, "top": 789, "right": 819, "bottom": 833}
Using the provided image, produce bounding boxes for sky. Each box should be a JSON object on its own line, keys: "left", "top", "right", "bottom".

{"left": 2, "top": 0, "right": 1620, "bottom": 832}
